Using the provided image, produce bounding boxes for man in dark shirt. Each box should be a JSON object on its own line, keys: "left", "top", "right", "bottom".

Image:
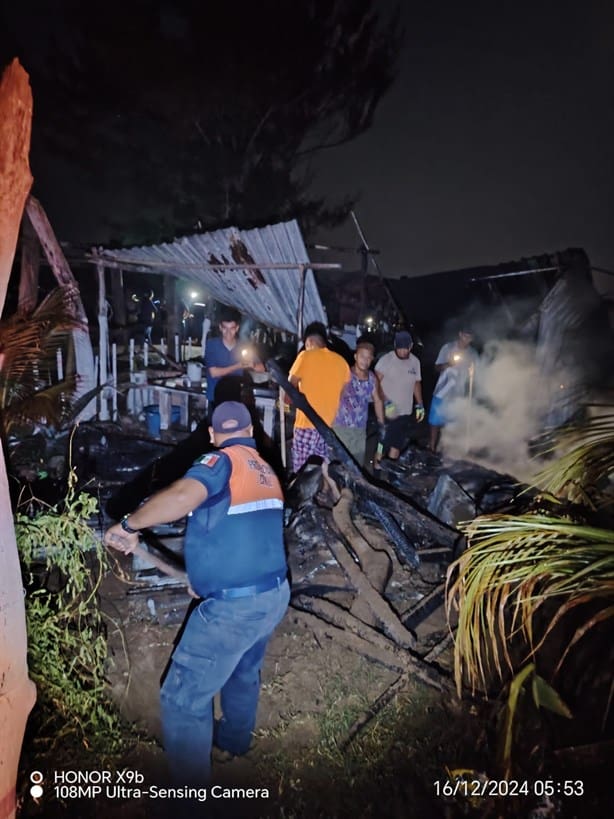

{"left": 204, "top": 307, "right": 264, "bottom": 406}
{"left": 104, "top": 401, "right": 289, "bottom": 784}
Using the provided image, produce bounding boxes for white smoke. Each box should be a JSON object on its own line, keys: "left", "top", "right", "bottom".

{"left": 440, "top": 339, "right": 571, "bottom": 480}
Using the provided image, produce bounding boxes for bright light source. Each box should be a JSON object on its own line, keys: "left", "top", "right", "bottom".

{"left": 190, "top": 291, "right": 199, "bottom": 300}
{"left": 365, "top": 316, "right": 374, "bottom": 325}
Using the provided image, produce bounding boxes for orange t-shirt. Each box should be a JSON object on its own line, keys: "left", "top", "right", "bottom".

{"left": 289, "top": 347, "right": 350, "bottom": 429}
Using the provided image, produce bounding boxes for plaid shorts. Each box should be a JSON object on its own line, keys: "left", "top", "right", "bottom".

{"left": 292, "top": 427, "right": 329, "bottom": 473}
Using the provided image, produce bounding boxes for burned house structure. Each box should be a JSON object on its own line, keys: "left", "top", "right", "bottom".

{"left": 6, "top": 200, "right": 613, "bottom": 704}
{"left": 387, "top": 247, "right": 614, "bottom": 429}
{"left": 319, "top": 247, "right": 613, "bottom": 430}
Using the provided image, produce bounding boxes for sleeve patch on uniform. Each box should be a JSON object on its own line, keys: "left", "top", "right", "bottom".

{"left": 199, "top": 453, "right": 220, "bottom": 467}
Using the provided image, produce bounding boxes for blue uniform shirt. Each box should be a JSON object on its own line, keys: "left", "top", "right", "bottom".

{"left": 184, "top": 437, "right": 286, "bottom": 597}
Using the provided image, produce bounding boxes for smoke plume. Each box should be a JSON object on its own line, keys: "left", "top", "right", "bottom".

{"left": 440, "top": 339, "right": 573, "bottom": 480}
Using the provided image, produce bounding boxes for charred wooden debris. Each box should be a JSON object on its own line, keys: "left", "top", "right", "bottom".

{"left": 59, "top": 359, "right": 534, "bottom": 716}
{"left": 268, "top": 360, "right": 532, "bottom": 701}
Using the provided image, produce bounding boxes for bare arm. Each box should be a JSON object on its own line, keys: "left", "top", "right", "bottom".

{"left": 104, "top": 477, "right": 208, "bottom": 554}
{"left": 413, "top": 381, "right": 424, "bottom": 407}
{"left": 435, "top": 343, "right": 452, "bottom": 374}
{"left": 208, "top": 361, "right": 245, "bottom": 379}
{"left": 209, "top": 355, "right": 265, "bottom": 378}
{"left": 372, "top": 379, "right": 385, "bottom": 425}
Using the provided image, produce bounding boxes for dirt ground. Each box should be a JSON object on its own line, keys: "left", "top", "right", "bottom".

{"left": 17, "top": 549, "right": 613, "bottom": 819}
{"left": 99, "top": 564, "right": 462, "bottom": 818}
{"left": 18, "top": 549, "right": 482, "bottom": 819}
{"left": 14, "top": 429, "right": 612, "bottom": 819}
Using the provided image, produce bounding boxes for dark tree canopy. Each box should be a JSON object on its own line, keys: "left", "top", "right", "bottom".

{"left": 1, "top": 0, "right": 402, "bottom": 246}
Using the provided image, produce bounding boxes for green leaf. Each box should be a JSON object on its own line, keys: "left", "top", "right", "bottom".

{"left": 501, "top": 663, "right": 535, "bottom": 772}
{"left": 531, "top": 674, "right": 573, "bottom": 718}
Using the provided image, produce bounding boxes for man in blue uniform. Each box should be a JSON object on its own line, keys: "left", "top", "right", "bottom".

{"left": 104, "top": 401, "right": 289, "bottom": 784}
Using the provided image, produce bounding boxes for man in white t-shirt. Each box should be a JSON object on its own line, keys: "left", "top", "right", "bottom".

{"left": 374, "top": 330, "right": 424, "bottom": 462}
{"left": 428, "top": 329, "right": 478, "bottom": 452}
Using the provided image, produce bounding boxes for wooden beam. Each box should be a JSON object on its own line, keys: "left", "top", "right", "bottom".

{"left": 25, "top": 196, "right": 86, "bottom": 319}
{"left": 17, "top": 212, "right": 39, "bottom": 313}
{"left": 109, "top": 266, "right": 127, "bottom": 329}
{"left": 266, "top": 357, "right": 462, "bottom": 559}
{"left": 164, "top": 274, "right": 179, "bottom": 353}
{"left": 97, "top": 261, "right": 109, "bottom": 421}
{"left": 25, "top": 196, "right": 97, "bottom": 418}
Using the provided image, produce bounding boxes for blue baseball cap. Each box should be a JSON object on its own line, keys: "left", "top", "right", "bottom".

{"left": 394, "top": 331, "right": 413, "bottom": 349}
{"left": 211, "top": 401, "right": 251, "bottom": 433}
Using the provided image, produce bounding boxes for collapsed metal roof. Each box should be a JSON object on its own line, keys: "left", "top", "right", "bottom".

{"left": 95, "top": 219, "right": 328, "bottom": 334}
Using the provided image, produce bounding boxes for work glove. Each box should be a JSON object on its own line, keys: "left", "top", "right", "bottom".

{"left": 377, "top": 422, "right": 386, "bottom": 442}
{"left": 415, "top": 403, "right": 425, "bottom": 423}
{"left": 384, "top": 400, "right": 397, "bottom": 420}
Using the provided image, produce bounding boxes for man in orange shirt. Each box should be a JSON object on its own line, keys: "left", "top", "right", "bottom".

{"left": 289, "top": 322, "right": 350, "bottom": 473}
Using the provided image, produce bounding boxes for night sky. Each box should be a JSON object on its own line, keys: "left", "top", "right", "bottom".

{"left": 2, "top": 1, "right": 613, "bottom": 283}
{"left": 313, "top": 1, "right": 614, "bottom": 279}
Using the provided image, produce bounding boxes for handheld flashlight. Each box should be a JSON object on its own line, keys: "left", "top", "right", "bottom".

{"left": 241, "top": 346, "right": 255, "bottom": 366}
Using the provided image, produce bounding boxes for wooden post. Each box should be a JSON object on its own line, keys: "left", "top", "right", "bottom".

{"left": 25, "top": 196, "right": 97, "bottom": 420}
{"left": 17, "top": 212, "right": 39, "bottom": 314}
{"left": 97, "top": 261, "right": 109, "bottom": 420}
{"left": 163, "top": 274, "right": 177, "bottom": 353}
{"left": 111, "top": 342, "right": 118, "bottom": 421}
{"left": 0, "top": 58, "right": 37, "bottom": 819}
{"left": 109, "top": 266, "right": 127, "bottom": 330}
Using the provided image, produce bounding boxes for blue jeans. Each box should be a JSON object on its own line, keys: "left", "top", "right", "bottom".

{"left": 160, "top": 580, "right": 290, "bottom": 785}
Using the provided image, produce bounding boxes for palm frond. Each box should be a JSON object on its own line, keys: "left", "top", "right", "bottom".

{"left": 532, "top": 412, "right": 614, "bottom": 507}
{"left": 446, "top": 514, "right": 614, "bottom": 694}
{"left": 2, "top": 377, "right": 77, "bottom": 433}
{"left": 553, "top": 604, "right": 614, "bottom": 676}
{"left": 0, "top": 287, "right": 79, "bottom": 430}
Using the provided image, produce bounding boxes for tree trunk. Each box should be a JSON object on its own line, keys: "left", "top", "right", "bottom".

{"left": 0, "top": 58, "right": 37, "bottom": 819}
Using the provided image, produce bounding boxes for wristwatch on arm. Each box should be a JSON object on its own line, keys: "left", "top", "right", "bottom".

{"left": 120, "top": 515, "right": 139, "bottom": 534}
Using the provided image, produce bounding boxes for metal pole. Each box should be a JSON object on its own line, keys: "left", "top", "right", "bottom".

{"left": 350, "top": 210, "right": 399, "bottom": 320}
{"left": 465, "top": 362, "right": 475, "bottom": 454}
{"left": 87, "top": 257, "right": 341, "bottom": 272}
{"left": 278, "top": 385, "right": 286, "bottom": 469}
{"left": 297, "top": 264, "right": 306, "bottom": 342}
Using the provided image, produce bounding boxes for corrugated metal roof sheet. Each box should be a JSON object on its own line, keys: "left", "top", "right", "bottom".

{"left": 535, "top": 272, "right": 603, "bottom": 426}
{"left": 97, "top": 219, "right": 327, "bottom": 334}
